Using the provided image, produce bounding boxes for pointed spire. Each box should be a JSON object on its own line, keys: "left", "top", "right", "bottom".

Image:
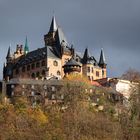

{"left": 3, "top": 62, "right": 5, "bottom": 67}
{"left": 24, "top": 36, "right": 29, "bottom": 54}
{"left": 82, "top": 48, "right": 90, "bottom": 64}
{"left": 99, "top": 48, "right": 106, "bottom": 68}
{"left": 49, "top": 15, "right": 57, "bottom": 32}
{"left": 6, "top": 46, "right": 11, "bottom": 59}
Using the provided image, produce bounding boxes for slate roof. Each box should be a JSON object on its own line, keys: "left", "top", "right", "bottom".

{"left": 6, "top": 47, "right": 11, "bottom": 59}
{"left": 82, "top": 48, "right": 97, "bottom": 65}
{"left": 64, "top": 58, "right": 81, "bottom": 67}
{"left": 49, "top": 16, "right": 58, "bottom": 32}
{"left": 54, "top": 27, "right": 70, "bottom": 57}
{"left": 14, "top": 46, "right": 60, "bottom": 68}
{"left": 57, "top": 27, "right": 68, "bottom": 45}
{"left": 47, "top": 46, "right": 60, "bottom": 59}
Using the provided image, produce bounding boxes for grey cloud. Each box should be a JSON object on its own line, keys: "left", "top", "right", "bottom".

{"left": 0, "top": 0, "right": 140, "bottom": 79}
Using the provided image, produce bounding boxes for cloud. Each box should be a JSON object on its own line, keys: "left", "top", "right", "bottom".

{"left": 0, "top": 0, "right": 140, "bottom": 79}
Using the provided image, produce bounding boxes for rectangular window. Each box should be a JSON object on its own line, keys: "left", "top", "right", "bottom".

{"left": 88, "top": 76, "right": 91, "bottom": 81}
{"left": 102, "top": 70, "right": 104, "bottom": 76}
{"left": 91, "top": 67, "right": 94, "bottom": 73}
{"left": 96, "top": 71, "right": 99, "bottom": 77}
{"left": 87, "top": 67, "right": 90, "bottom": 73}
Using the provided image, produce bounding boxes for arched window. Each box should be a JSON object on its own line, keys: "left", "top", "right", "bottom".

{"left": 53, "top": 60, "right": 58, "bottom": 66}
{"left": 41, "top": 60, "right": 46, "bottom": 66}
{"left": 22, "top": 66, "right": 26, "bottom": 72}
{"left": 57, "top": 71, "right": 61, "bottom": 76}
{"left": 36, "top": 62, "right": 40, "bottom": 68}
{"left": 31, "top": 63, "right": 35, "bottom": 69}
{"left": 27, "top": 65, "right": 30, "bottom": 71}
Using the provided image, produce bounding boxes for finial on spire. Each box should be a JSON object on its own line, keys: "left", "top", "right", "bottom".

{"left": 24, "top": 36, "right": 29, "bottom": 54}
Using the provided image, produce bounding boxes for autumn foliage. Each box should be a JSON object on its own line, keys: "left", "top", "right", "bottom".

{"left": 0, "top": 72, "right": 140, "bottom": 140}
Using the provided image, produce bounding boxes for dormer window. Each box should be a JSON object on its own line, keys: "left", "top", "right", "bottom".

{"left": 53, "top": 60, "right": 58, "bottom": 66}
{"left": 57, "top": 71, "right": 61, "bottom": 75}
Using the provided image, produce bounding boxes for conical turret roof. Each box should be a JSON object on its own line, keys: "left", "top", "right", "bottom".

{"left": 49, "top": 15, "right": 57, "bottom": 32}
{"left": 6, "top": 46, "right": 12, "bottom": 59}
{"left": 99, "top": 48, "right": 106, "bottom": 65}
{"left": 24, "top": 36, "right": 29, "bottom": 54}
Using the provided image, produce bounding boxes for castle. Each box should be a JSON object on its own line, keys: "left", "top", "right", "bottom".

{"left": 3, "top": 16, "right": 107, "bottom": 82}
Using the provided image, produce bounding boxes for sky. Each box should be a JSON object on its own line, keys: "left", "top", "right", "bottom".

{"left": 0, "top": 0, "right": 140, "bottom": 79}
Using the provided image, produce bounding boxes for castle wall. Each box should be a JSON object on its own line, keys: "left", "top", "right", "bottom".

{"left": 82, "top": 64, "right": 104, "bottom": 81}
{"left": 47, "top": 57, "right": 62, "bottom": 79}
{"left": 13, "top": 59, "right": 48, "bottom": 79}
{"left": 61, "top": 54, "right": 72, "bottom": 77}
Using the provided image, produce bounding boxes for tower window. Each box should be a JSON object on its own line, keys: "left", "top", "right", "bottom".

{"left": 96, "top": 71, "right": 99, "bottom": 77}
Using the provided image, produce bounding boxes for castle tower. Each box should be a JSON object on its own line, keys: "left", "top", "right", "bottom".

{"left": 44, "top": 15, "right": 58, "bottom": 46}
{"left": 82, "top": 48, "right": 95, "bottom": 81}
{"left": 4, "top": 47, "right": 13, "bottom": 81}
{"left": 3, "top": 63, "right": 6, "bottom": 80}
{"left": 82, "top": 48, "right": 106, "bottom": 81}
{"left": 98, "top": 48, "right": 107, "bottom": 78}
{"left": 63, "top": 58, "right": 81, "bottom": 77}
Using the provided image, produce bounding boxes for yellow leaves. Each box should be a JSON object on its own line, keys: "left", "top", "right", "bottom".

{"left": 28, "top": 108, "right": 48, "bottom": 125}
{"left": 64, "top": 74, "right": 91, "bottom": 88}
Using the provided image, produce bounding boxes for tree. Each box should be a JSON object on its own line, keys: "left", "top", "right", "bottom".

{"left": 121, "top": 68, "right": 140, "bottom": 82}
